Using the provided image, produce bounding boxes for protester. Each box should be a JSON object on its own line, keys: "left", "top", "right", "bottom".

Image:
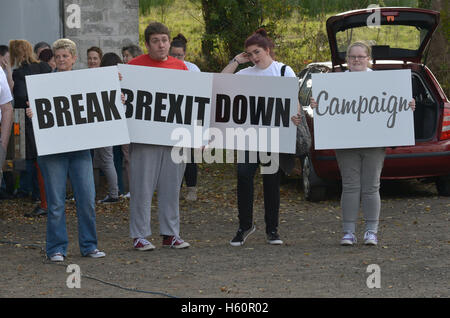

{"left": 127, "top": 22, "right": 190, "bottom": 250}
{"left": 87, "top": 46, "right": 102, "bottom": 68}
{"left": 33, "top": 42, "right": 51, "bottom": 60}
{"left": 26, "top": 38, "right": 105, "bottom": 261}
{"left": 310, "top": 41, "right": 415, "bottom": 246}
{"left": 222, "top": 28, "right": 299, "bottom": 246}
{"left": 121, "top": 44, "right": 142, "bottom": 64}
{"left": 170, "top": 33, "right": 200, "bottom": 201}
{"left": 93, "top": 52, "right": 121, "bottom": 204}
{"left": 9, "top": 39, "right": 52, "bottom": 217}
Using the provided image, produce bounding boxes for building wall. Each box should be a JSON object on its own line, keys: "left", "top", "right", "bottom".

{"left": 63, "top": 0, "right": 139, "bottom": 69}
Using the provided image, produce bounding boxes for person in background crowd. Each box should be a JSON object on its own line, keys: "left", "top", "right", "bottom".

{"left": 222, "top": 28, "right": 298, "bottom": 247}
{"left": 170, "top": 33, "right": 200, "bottom": 201}
{"left": 127, "top": 22, "right": 190, "bottom": 250}
{"left": 117, "top": 44, "right": 142, "bottom": 199}
{"left": 87, "top": 46, "right": 102, "bottom": 69}
{"left": 122, "top": 44, "right": 142, "bottom": 64}
{"left": 93, "top": 51, "right": 121, "bottom": 204}
{"left": 38, "top": 48, "right": 56, "bottom": 71}
{"left": 310, "top": 41, "right": 415, "bottom": 246}
{"left": 33, "top": 41, "right": 51, "bottom": 60}
{"left": 9, "top": 40, "right": 52, "bottom": 217}
{"left": 0, "top": 45, "right": 13, "bottom": 91}
{"left": 26, "top": 38, "right": 105, "bottom": 261}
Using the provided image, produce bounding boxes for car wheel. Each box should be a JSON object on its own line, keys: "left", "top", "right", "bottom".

{"left": 436, "top": 175, "right": 450, "bottom": 196}
{"left": 302, "top": 155, "right": 327, "bottom": 202}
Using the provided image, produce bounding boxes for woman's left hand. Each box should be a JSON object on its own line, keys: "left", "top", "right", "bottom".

{"left": 291, "top": 113, "right": 301, "bottom": 126}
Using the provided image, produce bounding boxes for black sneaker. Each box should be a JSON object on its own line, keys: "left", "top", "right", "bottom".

{"left": 267, "top": 231, "right": 283, "bottom": 245}
{"left": 230, "top": 225, "right": 256, "bottom": 246}
{"left": 97, "top": 195, "right": 119, "bottom": 204}
{"left": 24, "top": 206, "right": 48, "bottom": 217}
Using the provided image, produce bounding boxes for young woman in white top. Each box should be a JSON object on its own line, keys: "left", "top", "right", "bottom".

{"left": 222, "top": 28, "right": 299, "bottom": 246}
{"left": 311, "top": 41, "right": 415, "bottom": 246}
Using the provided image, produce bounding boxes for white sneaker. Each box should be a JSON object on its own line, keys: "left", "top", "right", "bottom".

{"left": 86, "top": 249, "right": 106, "bottom": 258}
{"left": 364, "top": 231, "right": 378, "bottom": 246}
{"left": 124, "top": 192, "right": 130, "bottom": 199}
{"left": 49, "top": 253, "right": 64, "bottom": 262}
{"left": 340, "top": 233, "right": 357, "bottom": 246}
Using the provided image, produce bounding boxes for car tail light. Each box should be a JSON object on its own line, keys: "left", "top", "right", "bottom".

{"left": 441, "top": 107, "right": 450, "bottom": 140}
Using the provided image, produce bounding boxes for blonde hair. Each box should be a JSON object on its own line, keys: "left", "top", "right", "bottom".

{"left": 52, "top": 38, "right": 77, "bottom": 57}
{"left": 346, "top": 41, "right": 372, "bottom": 68}
{"left": 9, "top": 40, "right": 39, "bottom": 67}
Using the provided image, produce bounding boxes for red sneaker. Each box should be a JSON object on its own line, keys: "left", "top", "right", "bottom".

{"left": 133, "top": 238, "right": 155, "bottom": 251}
{"left": 162, "top": 236, "right": 190, "bottom": 249}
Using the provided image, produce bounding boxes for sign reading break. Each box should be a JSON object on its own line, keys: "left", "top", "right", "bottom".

{"left": 26, "top": 66, "right": 130, "bottom": 156}
{"left": 312, "top": 69, "right": 414, "bottom": 150}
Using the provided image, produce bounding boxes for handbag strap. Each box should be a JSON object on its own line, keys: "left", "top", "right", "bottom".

{"left": 280, "top": 64, "right": 287, "bottom": 77}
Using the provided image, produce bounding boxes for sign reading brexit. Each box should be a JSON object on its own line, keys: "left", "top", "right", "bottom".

{"left": 210, "top": 73, "right": 298, "bottom": 154}
{"left": 118, "top": 64, "right": 213, "bottom": 148}
{"left": 26, "top": 66, "right": 130, "bottom": 156}
{"left": 312, "top": 69, "right": 414, "bottom": 150}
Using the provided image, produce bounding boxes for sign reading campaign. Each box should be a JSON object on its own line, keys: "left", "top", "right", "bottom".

{"left": 118, "top": 64, "right": 213, "bottom": 148}
{"left": 26, "top": 66, "right": 130, "bottom": 156}
{"left": 210, "top": 73, "right": 298, "bottom": 154}
{"left": 312, "top": 69, "right": 414, "bottom": 150}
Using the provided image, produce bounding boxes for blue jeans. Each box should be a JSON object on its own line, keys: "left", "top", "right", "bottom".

{"left": 37, "top": 150, "right": 98, "bottom": 257}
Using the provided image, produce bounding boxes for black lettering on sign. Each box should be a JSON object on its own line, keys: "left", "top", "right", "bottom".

{"left": 215, "top": 94, "right": 230, "bottom": 123}
{"left": 249, "top": 96, "right": 274, "bottom": 126}
{"left": 53, "top": 96, "right": 73, "bottom": 127}
{"left": 232, "top": 95, "right": 247, "bottom": 124}
{"left": 167, "top": 93, "right": 183, "bottom": 124}
{"left": 86, "top": 92, "right": 104, "bottom": 123}
{"left": 154, "top": 92, "right": 167, "bottom": 122}
{"left": 136, "top": 90, "right": 152, "bottom": 120}
{"left": 195, "top": 97, "right": 209, "bottom": 126}
{"left": 122, "top": 89, "right": 134, "bottom": 118}
{"left": 71, "top": 94, "right": 86, "bottom": 125}
{"left": 101, "top": 90, "right": 121, "bottom": 121}
{"left": 35, "top": 98, "right": 54, "bottom": 129}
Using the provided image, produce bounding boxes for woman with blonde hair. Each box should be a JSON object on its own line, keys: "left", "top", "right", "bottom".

{"left": 9, "top": 39, "right": 52, "bottom": 217}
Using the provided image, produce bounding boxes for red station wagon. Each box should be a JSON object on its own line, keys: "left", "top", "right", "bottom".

{"left": 297, "top": 7, "right": 450, "bottom": 201}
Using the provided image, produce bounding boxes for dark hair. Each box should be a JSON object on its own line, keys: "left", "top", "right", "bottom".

{"left": 38, "top": 48, "right": 53, "bottom": 62}
{"left": 244, "top": 28, "right": 274, "bottom": 58}
{"left": 100, "top": 52, "right": 123, "bottom": 67}
{"left": 0, "top": 45, "right": 8, "bottom": 56}
{"left": 171, "top": 33, "right": 188, "bottom": 52}
{"left": 87, "top": 46, "right": 103, "bottom": 59}
{"left": 33, "top": 41, "right": 50, "bottom": 54}
{"left": 144, "top": 22, "right": 170, "bottom": 44}
{"left": 122, "top": 44, "right": 142, "bottom": 58}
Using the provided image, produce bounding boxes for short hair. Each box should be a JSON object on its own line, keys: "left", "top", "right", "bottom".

{"left": 52, "top": 38, "right": 77, "bottom": 57}
{"left": 100, "top": 52, "right": 123, "bottom": 67}
{"left": 171, "top": 33, "right": 188, "bottom": 52}
{"left": 9, "top": 40, "right": 38, "bottom": 67}
{"left": 34, "top": 41, "right": 50, "bottom": 54}
{"left": 122, "top": 44, "right": 142, "bottom": 58}
{"left": 0, "top": 45, "right": 8, "bottom": 56}
{"left": 87, "top": 46, "right": 103, "bottom": 59}
{"left": 144, "top": 22, "right": 170, "bottom": 44}
{"left": 244, "top": 28, "right": 275, "bottom": 58}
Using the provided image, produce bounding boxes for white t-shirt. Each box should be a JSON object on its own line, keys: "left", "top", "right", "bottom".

{"left": 0, "top": 67, "right": 12, "bottom": 105}
{"left": 236, "top": 61, "right": 296, "bottom": 78}
{"left": 184, "top": 61, "right": 201, "bottom": 72}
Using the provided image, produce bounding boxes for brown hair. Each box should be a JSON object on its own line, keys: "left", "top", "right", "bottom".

{"left": 346, "top": 41, "right": 372, "bottom": 68}
{"left": 171, "top": 33, "right": 188, "bottom": 52}
{"left": 9, "top": 39, "right": 39, "bottom": 67}
{"left": 87, "top": 46, "right": 103, "bottom": 59}
{"left": 144, "top": 22, "right": 170, "bottom": 44}
{"left": 244, "top": 28, "right": 275, "bottom": 58}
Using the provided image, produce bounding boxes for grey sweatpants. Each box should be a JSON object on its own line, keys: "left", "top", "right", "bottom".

{"left": 93, "top": 146, "right": 119, "bottom": 198}
{"left": 129, "top": 143, "right": 186, "bottom": 238}
{"left": 335, "top": 147, "right": 386, "bottom": 234}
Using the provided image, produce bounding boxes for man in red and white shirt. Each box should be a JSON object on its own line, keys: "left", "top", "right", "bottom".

{"left": 127, "top": 22, "right": 190, "bottom": 251}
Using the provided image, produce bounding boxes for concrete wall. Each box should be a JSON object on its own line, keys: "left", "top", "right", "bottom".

{"left": 63, "top": 0, "right": 140, "bottom": 69}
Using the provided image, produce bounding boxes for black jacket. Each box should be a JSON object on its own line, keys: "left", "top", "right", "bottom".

{"left": 12, "top": 62, "right": 52, "bottom": 159}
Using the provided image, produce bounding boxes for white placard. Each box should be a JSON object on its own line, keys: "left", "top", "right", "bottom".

{"left": 210, "top": 73, "right": 298, "bottom": 154}
{"left": 118, "top": 64, "right": 213, "bottom": 148}
{"left": 26, "top": 66, "right": 130, "bottom": 156}
{"left": 312, "top": 69, "right": 414, "bottom": 150}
